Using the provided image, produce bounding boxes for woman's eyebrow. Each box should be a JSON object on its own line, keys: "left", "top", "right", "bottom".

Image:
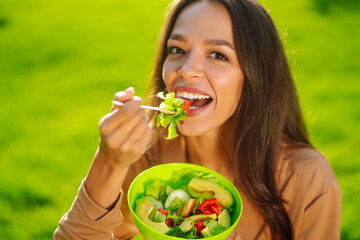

{"left": 205, "top": 39, "right": 234, "bottom": 50}
{"left": 168, "top": 34, "right": 234, "bottom": 50}
{"left": 169, "top": 33, "right": 185, "bottom": 42}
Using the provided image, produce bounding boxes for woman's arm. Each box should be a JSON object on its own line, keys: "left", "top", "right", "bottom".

{"left": 54, "top": 87, "right": 152, "bottom": 239}
{"left": 280, "top": 147, "right": 342, "bottom": 240}
{"left": 85, "top": 87, "right": 152, "bottom": 209}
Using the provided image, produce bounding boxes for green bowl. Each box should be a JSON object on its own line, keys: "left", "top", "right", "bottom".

{"left": 127, "top": 163, "right": 243, "bottom": 240}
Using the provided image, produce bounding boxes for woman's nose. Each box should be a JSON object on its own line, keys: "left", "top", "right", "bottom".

{"left": 177, "top": 50, "right": 204, "bottom": 80}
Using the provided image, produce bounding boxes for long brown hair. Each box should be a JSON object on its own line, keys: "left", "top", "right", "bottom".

{"left": 146, "top": 0, "right": 312, "bottom": 239}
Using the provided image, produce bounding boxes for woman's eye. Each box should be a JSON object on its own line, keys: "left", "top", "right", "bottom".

{"left": 210, "top": 52, "right": 228, "bottom": 61}
{"left": 168, "top": 47, "right": 185, "bottom": 55}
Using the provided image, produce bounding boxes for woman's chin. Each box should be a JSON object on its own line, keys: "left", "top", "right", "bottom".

{"left": 177, "top": 122, "right": 207, "bottom": 137}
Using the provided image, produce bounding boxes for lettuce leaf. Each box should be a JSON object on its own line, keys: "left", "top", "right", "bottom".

{"left": 167, "top": 224, "right": 197, "bottom": 239}
{"left": 156, "top": 92, "right": 187, "bottom": 140}
{"left": 171, "top": 168, "right": 197, "bottom": 189}
{"left": 170, "top": 168, "right": 219, "bottom": 189}
{"left": 165, "top": 197, "right": 184, "bottom": 214}
{"left": 145, "top": 179, "right": 165, "bottom": 200}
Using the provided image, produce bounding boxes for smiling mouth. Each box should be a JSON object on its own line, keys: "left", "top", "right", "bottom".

{"left": 176, "top": 91, "right": 213, "bottom": 109}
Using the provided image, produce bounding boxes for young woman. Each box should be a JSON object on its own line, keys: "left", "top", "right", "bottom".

{"left": 54, "top": 0, "right": 341, "bottom": 239}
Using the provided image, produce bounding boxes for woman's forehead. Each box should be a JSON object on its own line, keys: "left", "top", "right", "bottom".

{"left": 170, "top": 1, "right": 234, "bottom": 43}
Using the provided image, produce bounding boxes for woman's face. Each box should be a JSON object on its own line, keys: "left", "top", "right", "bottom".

{"left": 162, "top": 1, "right": 244, "bottom": 137}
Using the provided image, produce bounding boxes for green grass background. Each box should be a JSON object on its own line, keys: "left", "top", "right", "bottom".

{"left": 0, "top": 0, "right": 359, "bottom": 239}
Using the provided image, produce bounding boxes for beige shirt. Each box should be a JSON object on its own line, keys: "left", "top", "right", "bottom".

{"left": 54, "top": 141, "right": 341, "bottom": 240}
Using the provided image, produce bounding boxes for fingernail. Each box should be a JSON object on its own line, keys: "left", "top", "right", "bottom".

{"left": 133, "top": 96, "right": 142, "bottom": 101}
{"left": 126, "top": 87, "right": 134, "bottom": 92}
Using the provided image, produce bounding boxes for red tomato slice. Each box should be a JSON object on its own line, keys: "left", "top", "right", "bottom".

{"left": 182, "top": 100, "right": 191, "bottom": 115}
{"left": 181, "top": 100, "right": 191, "bottom": 125}
{"left": 203, "top": 209, "right": 214, "bottom": 215}
{"left": 194, "top": 221, "right": 206, "bottom": 235}
{"left": 211, "top": 205, "right": 222, "bottom": 215}
{"left": 198, "top": 198, "right": 217, "bottom": 211}
{"left": 198, "top": 198, "right": 222, "bottom": 215}
{"left": 158, "top": 208, "right": 168, "bottom": 216}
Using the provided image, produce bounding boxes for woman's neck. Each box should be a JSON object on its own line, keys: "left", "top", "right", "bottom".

{"left": 185, "top": 124, "right": 236, "bottom": 183}
{"left": 186, "top": 134, "right": 220, "bottom": 167}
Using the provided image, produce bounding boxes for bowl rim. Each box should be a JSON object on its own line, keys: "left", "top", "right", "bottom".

{"left": 127, "top": 163, "right": 243, "bottom": 240}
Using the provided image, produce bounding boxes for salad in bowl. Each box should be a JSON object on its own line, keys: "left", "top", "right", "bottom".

{"left": 127, "top": 163, "right": 242, "bottom": 240}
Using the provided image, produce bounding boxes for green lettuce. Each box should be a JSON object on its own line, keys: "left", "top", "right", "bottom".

{"left": 166, "top": 197, "right": 184, "bottom": 214}
{"left": 156, "top": 92, "right": 187, "bottom": 140}
{"left": 167, "top": 221, "right": 197, "bottom": 239}
{"left": 145, "top": 179, "right": 166, "bottom": 200}
{"left": 170, "top": 168, "right": 218, "bottom": 189}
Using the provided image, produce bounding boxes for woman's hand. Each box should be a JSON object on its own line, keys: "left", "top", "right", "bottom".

{"left": 85, "top": 87, "right": 152, "bottom": 209}
{"left": 98, "top": 87, "right": 152, "bottom": 165}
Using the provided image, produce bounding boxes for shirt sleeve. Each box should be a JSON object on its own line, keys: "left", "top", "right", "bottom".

{"left": 53, "top": 179, "right": 124, "bottom": 240}
{"left": 296, "top": 181, "right": 342, "bottom": 240}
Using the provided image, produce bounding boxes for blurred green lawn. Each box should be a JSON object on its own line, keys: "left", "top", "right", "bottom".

{"left": 0, "top": 0, "right": 359, "bottom": 239}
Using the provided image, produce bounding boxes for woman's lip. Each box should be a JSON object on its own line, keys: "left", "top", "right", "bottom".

{"left": 173, "top": 86, "right": 212, "bottom": 97}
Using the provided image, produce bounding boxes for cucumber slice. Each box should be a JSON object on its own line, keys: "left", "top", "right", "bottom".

{"left": 164, "top": 189, "right": 191, "bottom": 208}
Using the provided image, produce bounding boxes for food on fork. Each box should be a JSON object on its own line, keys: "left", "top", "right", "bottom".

{"left": 157, "top": 92, "right": 190, "bottom": 140}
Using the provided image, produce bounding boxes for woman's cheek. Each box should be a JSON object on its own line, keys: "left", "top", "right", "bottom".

{"left": 162, "top": 61, "right": 176, "bottom": 90}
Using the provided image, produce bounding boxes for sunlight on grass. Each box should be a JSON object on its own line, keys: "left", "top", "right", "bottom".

{"left": 0, "top": 0, "right": 359, "bottom": 239}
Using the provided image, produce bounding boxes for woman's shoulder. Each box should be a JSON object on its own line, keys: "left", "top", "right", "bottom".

{"left": 277, "top": 144, "right": 342, "bottom": 238}
{"left": 277, "top": 143, "right": 339, "bottom": 202}
{"left": 283, "top": 145, "right": 333, "bottom": 171}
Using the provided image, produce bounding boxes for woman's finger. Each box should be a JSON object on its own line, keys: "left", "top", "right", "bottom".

{"left": 99, "top": 97, "right": 142, "bottom": 136}
{"left": 120, "top": 117, "right": 151, "bottom": 152}
{"left": 104, "top": 108, "right": 146, "bottom": 150}
{"left": 110, "top": 87, "right": 135, "bottom": 112}
{"left": 116, "top": 87, "right": 134, "bottom": 101}
{"left": 132, "top": 126, "right": 152, "bottom": 153}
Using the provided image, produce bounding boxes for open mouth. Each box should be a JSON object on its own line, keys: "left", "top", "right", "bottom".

{"left": 176, "top": 91, "right": 213, "bottom": 110}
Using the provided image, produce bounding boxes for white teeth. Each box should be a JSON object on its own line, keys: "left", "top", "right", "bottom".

{"left": 190, "top": 106, "right": 197, "bottom": 110}
{"left": 175, "top": 91, "right": 211, "bottom": 100}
